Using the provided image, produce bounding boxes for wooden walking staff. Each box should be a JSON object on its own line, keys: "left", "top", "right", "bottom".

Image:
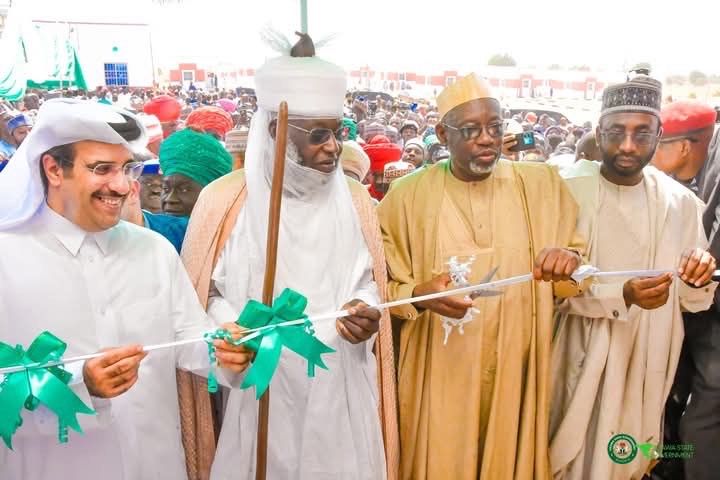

{"left": 256, "top": 4, "right": 307, "bottom": 478}
{"left": 255, "top": 100, "right": 289, "bottom": 480}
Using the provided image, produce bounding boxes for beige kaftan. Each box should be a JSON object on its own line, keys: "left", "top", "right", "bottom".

{"left": 550, "top": 161, "right": 717, "bottom": 480}
{"left": 379, "top": 159, "right": 583, "bottom": 480}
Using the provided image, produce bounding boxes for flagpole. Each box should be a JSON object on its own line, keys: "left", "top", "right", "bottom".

{"left": 300, "top": 0, "right": 308, "bottom": 33}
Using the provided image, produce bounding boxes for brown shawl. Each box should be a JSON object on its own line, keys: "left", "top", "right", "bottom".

{"left": 178, "top": 170, "right": 399, "bottom": 480}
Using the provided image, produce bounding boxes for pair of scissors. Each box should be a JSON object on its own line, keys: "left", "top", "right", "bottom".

{"left": 469, "top": 266, "right": 504, "bottom": 300}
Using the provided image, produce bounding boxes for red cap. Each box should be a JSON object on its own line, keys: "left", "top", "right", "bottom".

{"left": 661, "top": 101, "right": 716, "bottom": 138}
{"left": 143, "top": 94, "right": 182, "bottom": 123}
{"left": 363, "top": 135, "right": 403, "bottom": 172}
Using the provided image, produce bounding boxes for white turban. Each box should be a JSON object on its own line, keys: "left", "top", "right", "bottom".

{"left": 231, "top": 46, "right": 368, "bottom": 332}
{"left": 255, "top": 56, "right": 347, "bottom": 117}
{"left": 0, "top": 99, "right": 147, "bottom": 230}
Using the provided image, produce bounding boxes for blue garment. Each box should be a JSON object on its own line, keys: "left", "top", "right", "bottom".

{"left": 142, "top": 210, "right": 189, "bottom": 254}
{"left": 0, "top": 160, "right": 7, "bottom": 172}
{"left": 0, "top": 139, "right": 16, "bottom": 160}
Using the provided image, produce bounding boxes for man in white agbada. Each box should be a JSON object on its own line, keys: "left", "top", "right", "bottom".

{"left": 0, "top": 99, "right": 250, "bottom": 480}
{"left": 549, "top": 76, "right": 718, "bottom": 480}
{"left": 179, "top": 32, "right": 398, "bottom": 480}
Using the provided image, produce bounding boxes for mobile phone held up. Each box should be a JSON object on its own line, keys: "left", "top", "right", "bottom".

{"left": 508, "top": 131, "right": 536, "bottom": 152}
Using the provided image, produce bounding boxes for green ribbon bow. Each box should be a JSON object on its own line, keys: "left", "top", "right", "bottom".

{"left": 206, "top": 288, "right": 335, "bottom": 399}
{"left": 0, "top": 332, "right": 95, "bottom": 449}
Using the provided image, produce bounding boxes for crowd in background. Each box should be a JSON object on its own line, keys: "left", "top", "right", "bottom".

{"left": 2, "top": 72, "right": 720, "bottom": 480}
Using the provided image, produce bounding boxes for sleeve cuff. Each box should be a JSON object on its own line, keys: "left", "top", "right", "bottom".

{"left": 679, "top": 280, "right": 717, "bottom": 313}
{"left": 389, "top": 282, "right": 420, "bottom": 321}
{"left": 590, "top": 282, "right": 630, "bottom": 321}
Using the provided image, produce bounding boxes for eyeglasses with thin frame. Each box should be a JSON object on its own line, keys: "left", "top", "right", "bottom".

{"left": 442, "top": 122, "right": 504, "bottom": 141}
{"left": 288, "top": 123, "right": 344, "bottom": 145}
{"left": 85, "top": 161, "right": 144, "bottom": 181}
{"left": 600, "top": 130, "right": 658, "bottom": 147}
{"left": 658, "top": 136, "right": 699, "bottom": 145}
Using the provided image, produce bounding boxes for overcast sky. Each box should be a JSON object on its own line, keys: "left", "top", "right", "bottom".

{"left": 21, "top": 0, "right": 720, "bottom": 77}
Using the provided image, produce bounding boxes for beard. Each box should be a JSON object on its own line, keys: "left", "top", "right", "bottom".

{"left": 467, "top": 153, "right": 499, "bottom": 175}
{"left": 600, "top": 146, "right": 655, "bottom": 177}
{"left": 286, "top": 139, "right": 303, "bottom": 165}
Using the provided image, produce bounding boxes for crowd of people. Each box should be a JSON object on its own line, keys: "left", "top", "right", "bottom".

{"left": 1, "top": 31, "right": 719, "bottom": 480}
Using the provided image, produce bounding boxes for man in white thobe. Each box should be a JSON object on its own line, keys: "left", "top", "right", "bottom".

{"left": 0, "top": 99, "right": 249, "bottom": 480}
{"left": 549, "top": 76, "right": 718, "bottom": 480}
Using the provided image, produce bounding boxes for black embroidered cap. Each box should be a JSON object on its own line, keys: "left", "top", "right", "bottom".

{"left": 600, "top": 75, "right": 662, "bottom": 120}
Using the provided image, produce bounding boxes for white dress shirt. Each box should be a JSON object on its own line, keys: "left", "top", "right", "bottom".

{"left": 0, "top": 204, "right": 213, "bottom": 480}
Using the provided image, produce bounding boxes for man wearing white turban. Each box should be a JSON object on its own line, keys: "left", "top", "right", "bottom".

{"left": 179, "top": 33, "right": 399, "bottom": 480}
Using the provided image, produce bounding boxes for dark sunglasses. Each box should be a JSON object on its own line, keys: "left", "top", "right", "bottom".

{"left": 289, "top": 123, "right": 343, "bottom": 145}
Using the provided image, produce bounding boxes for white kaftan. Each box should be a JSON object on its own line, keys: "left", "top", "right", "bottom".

{"left": 0, "top": 204, "right": 216, "bottom": 480}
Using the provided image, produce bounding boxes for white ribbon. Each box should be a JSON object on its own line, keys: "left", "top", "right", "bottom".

{"left": 0, "top": 266, "right": 711, "bottom": 375}
{"left": 570, "top": 265, "right": 674, "bottom": 283}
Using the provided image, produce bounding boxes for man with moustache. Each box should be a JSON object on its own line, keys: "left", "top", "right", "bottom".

{"left": 550, "top": 76, "right": 717, "bottom": 480}
{"left": 178, "top": 33, "right": 399, "bottom": 480}
{"left": 378, "top": 73, "right": 584, "bottom": 480}
{"left": 0, "top": 99, "right": 249, "bottom": 480}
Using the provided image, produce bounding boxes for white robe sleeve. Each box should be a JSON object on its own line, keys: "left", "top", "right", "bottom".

{"left": 677, "top": 192, "right": 718, "bottom": 313}
{"left": 179, "top": 247, "right": 245, "bottom": 388}
{"left": 347, "top": 255, "right": 381, "bottom": 357}
{"left": 678, "top": 280, "right": 717, "bottom": 313}
{"left": 557, "top": 280, "right": 632, "bottom": 321}
{"left": 170, "top": 253, "right": 215, "bottom": 372}
{"left": 168, "top": 252, "right": 244, "bottom": 388}
{"left": 207, "top": 248, "right": 243, "bottom": 326}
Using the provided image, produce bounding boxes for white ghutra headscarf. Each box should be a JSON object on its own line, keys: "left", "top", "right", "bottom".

{"left": 0, "top": 99, "right": 147, "bottom": 230}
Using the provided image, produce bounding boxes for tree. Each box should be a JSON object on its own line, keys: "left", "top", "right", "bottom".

{"left": 689, "top": 71, "right": 708, "bottom": 86}
{"left": 488, "top": 54, "right": 517, "bottom": 67}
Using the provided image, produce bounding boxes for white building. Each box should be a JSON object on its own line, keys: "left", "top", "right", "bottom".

{"left": 29, "top": 6, "right": 155, "bottom": 89}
